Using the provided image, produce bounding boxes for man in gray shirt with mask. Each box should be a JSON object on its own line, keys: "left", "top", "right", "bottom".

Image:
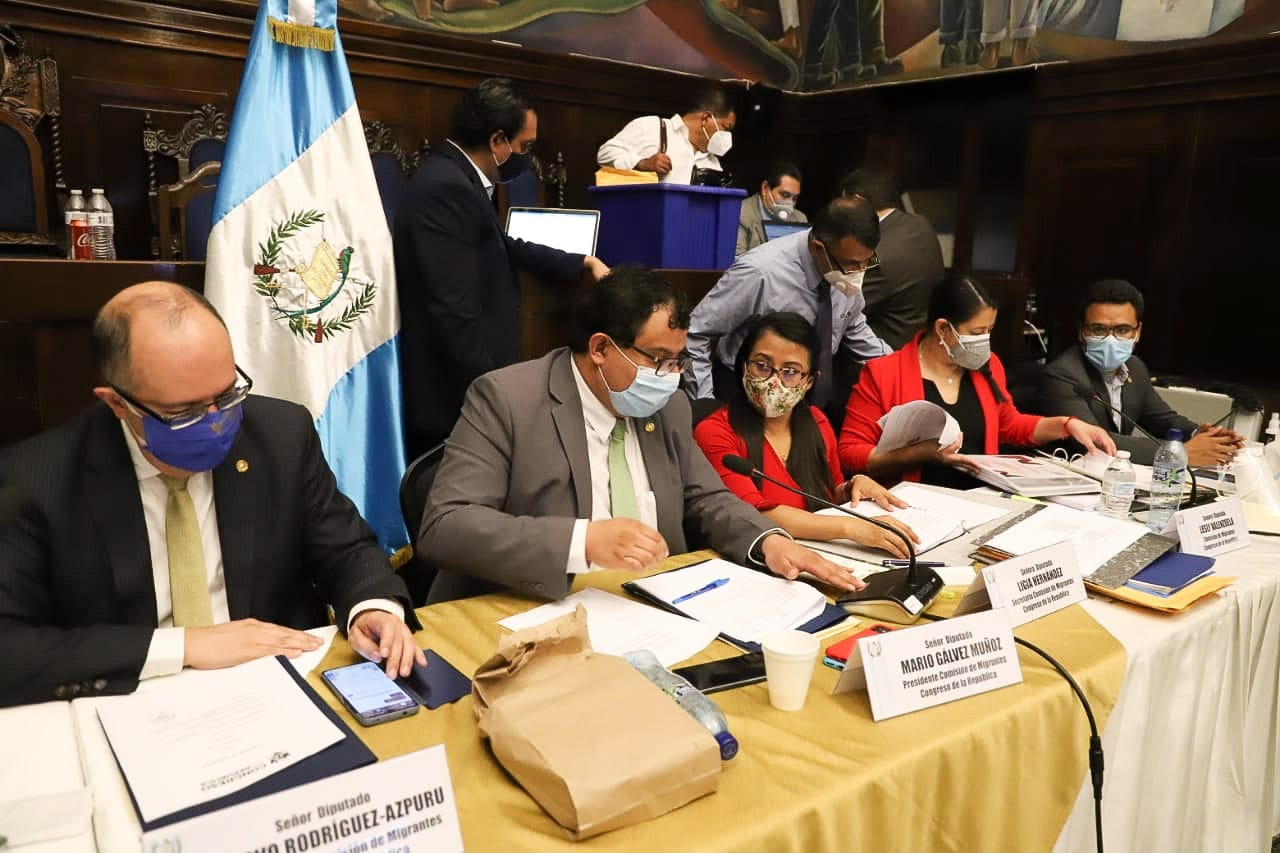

{"left": 686, "top": 196, "right": 891, "bottom": 425}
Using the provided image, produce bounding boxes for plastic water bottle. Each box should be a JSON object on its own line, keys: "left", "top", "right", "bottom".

{"left": 1098, "top": 450, "right": 1136, "bottom": 519}
{"left": 1147, "top": 429, "right": 1188, "bottom": 532}
{"left": 86, "top": 188, "right": 116, "bottom": 260}
{"left": 64, "top": 190, "right": 90, "bottom": 260}
{"left": 623, "top": 650, "right": 739, "bottom": 760}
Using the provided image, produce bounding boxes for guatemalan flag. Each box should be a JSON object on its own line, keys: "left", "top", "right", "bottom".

{"left": 205, "top": 0, "right": 407, "bottom": 555}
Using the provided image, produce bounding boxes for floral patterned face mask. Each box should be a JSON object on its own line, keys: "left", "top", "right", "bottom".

{"left": 743, "top": 372, "right": 809, "bottom": 419}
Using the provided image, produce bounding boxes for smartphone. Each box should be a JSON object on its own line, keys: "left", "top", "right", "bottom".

{"left": 321, "top": 661, "right": 420, "bottom": 726}
{"left": 672, "top": 653, "right": 767, "bottom": 694}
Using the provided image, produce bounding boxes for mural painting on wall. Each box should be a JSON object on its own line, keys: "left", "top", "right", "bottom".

{"left": 339, "top": 0, "right": 1280, "bottom": 91}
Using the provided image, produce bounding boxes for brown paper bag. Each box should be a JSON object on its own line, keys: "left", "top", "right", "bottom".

{"left": 472, "top": 605, "right": 721, "bottom": 840}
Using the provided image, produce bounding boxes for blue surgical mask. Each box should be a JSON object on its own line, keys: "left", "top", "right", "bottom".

{"left": 1083, "top": 335, "right": 1133, "bottom": 372}
{"left": 136, "top": 405, "right": 243, "bottom": 472}
{"left": 600, "top": 342, "right": 681, "bottom": 418}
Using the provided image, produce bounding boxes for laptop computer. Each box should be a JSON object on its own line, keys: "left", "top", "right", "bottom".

{"left": 763, "top": 222, "right": 810, "bottom": 241}
{"left": 505, "top": 207, "right": 600, "bottom": 255}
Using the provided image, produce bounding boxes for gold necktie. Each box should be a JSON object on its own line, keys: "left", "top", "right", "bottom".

{"left": 158, "top": 474, "right": 213, "bottom": 628}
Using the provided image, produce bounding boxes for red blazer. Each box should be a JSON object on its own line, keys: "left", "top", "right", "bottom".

{"left": 837, "top": 334, "right": 1041, "bottom": 480}
{"left": 694, "top": 405, "right": 843, "bottom": 510}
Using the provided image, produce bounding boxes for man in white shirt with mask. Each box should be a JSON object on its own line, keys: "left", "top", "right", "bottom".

{"left": 687, "top": 196, "right": 891, "bottom": 427}
{"left": 596, "top": 87, "right": 736, "bottom": 185}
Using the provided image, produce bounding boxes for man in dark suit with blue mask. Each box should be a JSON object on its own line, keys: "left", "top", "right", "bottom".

{"left": 1042, "top": 278, "right": 1243, "bottom": 467}
{"left": 0, "top": 282, "right": 422, "bottom": 708}
{"left": 394, "top": 77, "right": 611, "bottom": 460}
{"left": 419, "top": 266, "right": 862, "bottom": 603}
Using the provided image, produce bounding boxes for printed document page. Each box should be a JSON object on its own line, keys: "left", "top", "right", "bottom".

{"left": 875, "top": 401, "right": 961, "bottom": 453}
{"left": 499, "top": 588, "right": 719, "bottom": 667}
{"left": 631, "top": 558, "right": 827, "bottom": 643}
{"left": 983, "top": 503, "right": 1147, "bottom": 575}
{"left": 96, "top": 655, "right": 343, "bottom": 822}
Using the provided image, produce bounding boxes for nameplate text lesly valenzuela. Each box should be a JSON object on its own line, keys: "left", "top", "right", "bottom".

{"left": 1175, "top": 496, "right": 1250, "bottom": 557}
{"left": 143, "top": 745, "right": 463, "bottom": 853}
{"left": 832, "top": 609, "right": 1022, "bottom": 721}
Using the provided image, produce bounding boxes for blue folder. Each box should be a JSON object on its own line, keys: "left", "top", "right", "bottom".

{"left": 1124, "top": 551, "right": 1215, "bottom": 597}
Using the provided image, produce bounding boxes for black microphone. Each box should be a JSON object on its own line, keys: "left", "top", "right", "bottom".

{"left": 1057, "top": 377, "right": 1199, "bottom": 507}
{"left": 721, "top": 454, "right": 943, "bottom": 623}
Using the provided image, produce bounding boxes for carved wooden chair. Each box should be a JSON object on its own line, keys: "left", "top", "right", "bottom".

{"left": 0, "top": 25, "right": 66, "bottom": 254}
{"left": 142, "top": 103, "right": 228, "bottom": 259}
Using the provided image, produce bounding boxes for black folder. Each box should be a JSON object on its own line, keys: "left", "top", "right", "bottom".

{"left": 111, "top": 656, "right": 377, "bottom": 831}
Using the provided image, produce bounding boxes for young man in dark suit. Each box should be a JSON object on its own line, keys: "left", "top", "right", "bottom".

{"left": 419, "top": 266, "right": 863, "bottom": 603}
{"left": 394, "top": 77, "right": 610, "bottom": 460}
{"left": 0, "top": 282, "right": 422, "bottom": 708}
{"left": 1042, "top": 279, "right": 1243, "bottom": 466}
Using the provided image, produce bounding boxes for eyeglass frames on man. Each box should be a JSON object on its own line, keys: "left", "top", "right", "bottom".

{"left": 112, "top": 365, "right": 254, "bottom": 429}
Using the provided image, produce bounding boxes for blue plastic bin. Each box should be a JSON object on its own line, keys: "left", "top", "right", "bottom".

{"left": 588, "top": 183, "right": 747, "bottom": 270}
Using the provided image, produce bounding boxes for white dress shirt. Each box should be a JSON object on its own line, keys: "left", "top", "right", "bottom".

{"left": 122, "top": 424, "right": 402, "bottom": 680}
{"left": 596, "top": 114, "right": 721, "bottom": 185}
{"left": 448, "top": 139, "right": 494, "bottom": 199}
{"left": 565, "top": 359, "right": 659, "bottom": 574}
{"left": 1103, "top": 362, "right": 1131, "bottom": 431}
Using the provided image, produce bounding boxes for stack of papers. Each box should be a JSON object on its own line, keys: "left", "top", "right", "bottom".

{"left": 626, "top": 558, "right": 827, "bottom": 645}
{"left": 498, "top": 588, "right": 719, "bottom": 667}
{"left": 967, "top": 454, "right": 1101, "bottom": 497}
{"left": 875, "top": 401, "right": 962, "bottom": 453}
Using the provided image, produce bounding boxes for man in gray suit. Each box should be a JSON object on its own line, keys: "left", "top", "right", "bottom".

{"left": 841, "top": 167, "right": 946, "bottom": 349}
{"left": 1042, "top": 279, "right": 1242, "bottom": 467}
{"left": 420, "top": 266, "right": 863, "bottom": 603}
{"left": 736, "top": 160, "right": 808, "bottom": 255}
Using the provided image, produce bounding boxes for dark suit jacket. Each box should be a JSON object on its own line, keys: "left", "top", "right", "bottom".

{"left": 393, "top": 142, "right": 585, "bottom": 458}
{"left": 861, "top": 209, "right": 945, "bottom": 350}
{"left": 0, "top": 397, "right": 417, "bottom": 707}
{"left": 420, "top": 348, "right": 775, "bottom": 603}
{"left": 1042, "top": 345, "right": 1196, "bottom": 465}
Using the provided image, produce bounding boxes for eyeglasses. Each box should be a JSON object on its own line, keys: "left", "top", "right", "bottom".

{"left": 822, "top": 242, "right": 879, "bottom": 274}
{"left": 114, "top": 365, "right": 254, "bottom": 430}
{"left": 1082, "top": 323, "right": 1140, "bottom": 340}
{"left": 614, "top": 340, "right": 691, "bottom": 377}
{"left": 746, "top": 359, "right": 810, "bottom": 388}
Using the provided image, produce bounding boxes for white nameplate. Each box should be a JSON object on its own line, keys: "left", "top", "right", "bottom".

{"left": 832, "top": 609, "right": 1022, "bottom": 721}
{"left": 953, "top": 541, "right": 1085, "bottom": 628}
{"left": 1174, "top": 497, "right": 1250, "bottom": 557}
{"left": 143, "top": 745, "right": 463, "bottom": 853}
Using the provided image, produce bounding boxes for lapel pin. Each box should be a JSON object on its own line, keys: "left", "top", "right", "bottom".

{"left": 644, "top": 422, "right": 656, "bottom": 433}
{"left": 235, "top": 459, "right": 249, "bottom": 473}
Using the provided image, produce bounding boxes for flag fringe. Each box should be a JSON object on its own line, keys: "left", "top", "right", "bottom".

{"left": 268, "top": 17, "right": 335, "bottom": 51}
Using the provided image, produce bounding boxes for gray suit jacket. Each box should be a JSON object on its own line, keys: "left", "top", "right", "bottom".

{"left": 736, "top": 193, "right": 809, "bottom": 256}
{"left": 861, "top": 209, "right": 945, "bottom": 349}
{"left": 1042, "top": 345, "right": 1196, "bottom": 465}
{"left": 420, "top": 348, "right": 775, "bottom": 603}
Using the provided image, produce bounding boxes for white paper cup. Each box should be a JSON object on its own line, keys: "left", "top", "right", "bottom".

{"left": 761, "top": 629, "right": 820, "bottom": 711}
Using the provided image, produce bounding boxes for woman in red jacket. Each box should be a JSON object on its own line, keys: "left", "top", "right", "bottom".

{"left": 694, "top": 312, "right": 918, "bottom": 558}
{"left": 838, "top": 275, "right": 1114, "bottom": 487}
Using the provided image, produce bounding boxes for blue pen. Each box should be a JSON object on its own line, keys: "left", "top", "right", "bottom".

{"left": 672, "top": 577, "right": 730, "bottom": 605}
{"left": 881, "top": 559, "right": 946, "bottom": 568}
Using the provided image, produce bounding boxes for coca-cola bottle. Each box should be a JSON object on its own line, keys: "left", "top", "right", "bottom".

{"left": 86, "top": 188, "right": 117, "bottom": 260}
{"left": 64, "top": 189, "right": 90, "bottom": 260}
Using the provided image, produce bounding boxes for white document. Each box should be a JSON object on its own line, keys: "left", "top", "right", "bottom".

{"left": 983, "top": 503, "right": 1148, "bottom": 576}
{"left": 95, "top": 656, "right": 344, "bottom": 823}
{"left": 630, "top": 558, "right": 827, "bottom": 644}
{"left": 875, "top": 400, "right": 961, "bottom": 453}
{"left": 888, "top": 482, "right": 1009, "bottom": 530}
{"left": 499, "top": 588, "right": 719, "bottom": 667}
{"left": 835, "top": 504, "right": 963, "bottom": 554}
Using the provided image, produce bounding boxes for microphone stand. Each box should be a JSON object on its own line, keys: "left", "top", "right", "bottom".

{"left": 721, "top": 455, "right": 943, "bottom": 623}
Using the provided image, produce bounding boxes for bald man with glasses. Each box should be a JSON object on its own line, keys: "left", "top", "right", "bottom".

{"left": 1042, "top": 278, "right": 1243, "bottom": 467}
{"left": 0, "top": 282, "right": 421, "bottom": 708}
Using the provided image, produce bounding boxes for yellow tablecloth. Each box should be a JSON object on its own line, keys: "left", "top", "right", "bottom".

{"left": 307, "top": 553, "right": 1127, "bottom": 851}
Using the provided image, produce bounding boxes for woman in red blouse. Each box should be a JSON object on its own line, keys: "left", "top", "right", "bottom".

{"left": 694, "top": 312, "right": 918, "bottom": 558}
{"left": 838, "top": 275, "right": 1114, "bottom": 486}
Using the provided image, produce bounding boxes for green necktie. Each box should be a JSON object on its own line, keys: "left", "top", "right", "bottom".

{"left": 159, "top": 474, "right": 214, "bottom": 628}
{"left": 608, "top": 419, "right": 640, "bottom": 520}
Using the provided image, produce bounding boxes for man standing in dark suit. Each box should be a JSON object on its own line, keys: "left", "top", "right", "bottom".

{"left": 1042, "top": 279, "right": 1243, "bottom": 466}
{"left": 394, "top": 77, "right": 610, "bottom": 460}
{"left": 841, "top": 167, "right": 946, "bottom": 349}
{"left": 0, "top": 282, "right": 422, "bottom": 708}
{"left": 420, "top": 266, "right": 862, "bottom": 603}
